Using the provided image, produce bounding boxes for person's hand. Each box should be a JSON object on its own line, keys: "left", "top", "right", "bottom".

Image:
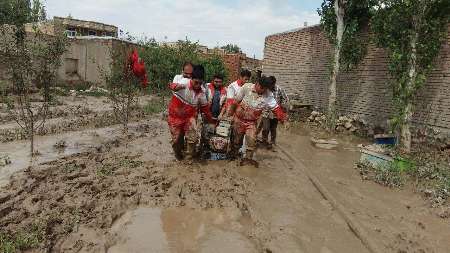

{"left": 218, "top": 114, "right": 231, "bottom": 122}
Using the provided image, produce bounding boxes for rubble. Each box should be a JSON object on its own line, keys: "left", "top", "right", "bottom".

{"left": 307, "top": 111, "right": 374, "bottom": 137}
{"left": 310, "top": 137, "right": 339, "bottom": 150}
{"left": 54, "top": 140, "right": 67, "bottom": 149}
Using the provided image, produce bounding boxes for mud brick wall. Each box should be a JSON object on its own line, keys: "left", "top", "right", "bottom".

{"left": 222, "top": 54, "right": 242, "bottom": 83}
{"left": 263, "top": 25, "right": 450, "bottom": 131}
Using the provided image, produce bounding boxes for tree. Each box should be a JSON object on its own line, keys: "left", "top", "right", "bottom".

{"left": 139, "top": 39, "right": 229, "bottom": 92}
{"left": 200, "top": 54, "right": 229, "bottom": 83}
{"left": 102, "top": 44, "right": 148, "bottom": 135}
{"left": 371, "top": 0, "right": 450, "bottom": 153}
{"left": 0, "top": 0, "right": 68, "bottom": 156}
{"left": 318, "top": 0, "right": 373, "bottom": 130}
{"left": 220, "top": 44, "right": 242, "bottom": 54}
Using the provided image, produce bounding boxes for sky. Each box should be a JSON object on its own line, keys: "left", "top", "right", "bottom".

{"left": 43, "top": 0, "right": 322, "bottom": 59}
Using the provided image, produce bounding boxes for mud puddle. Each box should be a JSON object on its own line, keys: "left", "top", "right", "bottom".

{"left": 108, "top": 207, "right": 256, "bottom": 253}
{"left": 0, "top": 120, "right": 160, "bottom": 187}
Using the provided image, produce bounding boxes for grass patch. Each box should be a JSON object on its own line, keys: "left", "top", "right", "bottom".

{"left": 118, "top": 158, "right": 143, "bottom": 168}
{"left": 358, "top": 149, "right": 450, "bottom": 207}
{"left": 357, "top": 161, "right": 405, "bottom": 188}
{"left": 143, "top": 98, "right": 166, "bottom": 115}
{"left": 0, "top": 223, "right": 45, "bottom": 253}
{"left": 61, "top": 162, "right": 80, "bottom": 173}
{"left": 96, "top": 163, "right": 115, "bottom": 177}
{"left": 409, "top": 155, "right": 450, "bottom": 207}
{"left": 83, "top": 90, "right": 108, "bottom": 97}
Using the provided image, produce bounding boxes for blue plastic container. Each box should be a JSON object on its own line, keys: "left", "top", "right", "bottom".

{"left": 374, "top": 134, "right": 397, "bottom": 145}
{"left": 209, "top": 152, "right": 228, "bottom": 161}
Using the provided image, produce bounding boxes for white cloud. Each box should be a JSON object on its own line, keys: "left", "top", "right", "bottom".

{"left": 43, "top": 0, "right": 320, "bottom": 59}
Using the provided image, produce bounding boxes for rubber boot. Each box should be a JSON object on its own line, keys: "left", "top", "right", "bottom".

{"left": 185, "top": 142, "right": 196, "bottom": 161}
{"left": 172, "top": 142, "right": 183, "bottom": 161}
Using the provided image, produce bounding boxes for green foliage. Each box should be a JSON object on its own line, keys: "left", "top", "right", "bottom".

{"left": 139, "top": 39, "right": 228, "bottom": 92}
{"left": 0, "top": 0, "right": 68, "bottom": 155}
{"left": 318, "top": 0, "right": 374, "bottom": 71}
{"left": 199, "top": 54, "right": 229, "bottom": 83}
{"left": 0, "top": 223, "right": 45, "bottom": 253}
{"left": 0, "top": 0, "right": 46, "bottom": 25}
{"left": 97, "top": 163, "right": 114, "bottom": 177}
{"left": 220, "top": 44, "right": 241, "bottom": 54}
{"left": 371, "top": 0, "right": 450, "bottom": 132}
{"left": 357, "top": 161, "right": 405, "bottom": 188}
{"left": 83, "top": 90, "right": 108, "bottom": 97}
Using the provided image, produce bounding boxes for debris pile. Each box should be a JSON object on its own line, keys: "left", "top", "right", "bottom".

{"left": 308, "top": 111, "right": 373, "bottom": 136}
{"left": 413, "top": 127, "right": 450, "bottom": 151}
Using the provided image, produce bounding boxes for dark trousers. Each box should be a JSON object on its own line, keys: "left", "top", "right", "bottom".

{"left": 261, "top": 118, "right": 278, "bottom": 144}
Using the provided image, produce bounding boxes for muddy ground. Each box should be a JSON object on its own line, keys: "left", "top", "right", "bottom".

{"left": 1, "top": 97, "right": 450, "bottom": 253}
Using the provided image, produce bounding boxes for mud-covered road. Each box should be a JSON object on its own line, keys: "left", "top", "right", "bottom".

{"left": 1, "top": 114, "right": 450, "bottom": 252}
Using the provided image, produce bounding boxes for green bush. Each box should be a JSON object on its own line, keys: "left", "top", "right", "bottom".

{"left": 139, "top": 39, "right": 228, "bottom": 92}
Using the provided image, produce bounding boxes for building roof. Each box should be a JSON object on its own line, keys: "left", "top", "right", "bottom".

{"left": 69, "top": 36, "right": 139, "bottom": 45}
{"left": 53, "top": 16, "right": 118, "bottom": 32}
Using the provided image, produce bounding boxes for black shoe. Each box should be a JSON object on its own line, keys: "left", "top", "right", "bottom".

{"left": 174, "top": 152, "right": 184, "bottom": 161}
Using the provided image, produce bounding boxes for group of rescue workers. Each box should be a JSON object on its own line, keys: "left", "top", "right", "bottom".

{"left": 167, "top": 62, "right": 289, "bottom": 167}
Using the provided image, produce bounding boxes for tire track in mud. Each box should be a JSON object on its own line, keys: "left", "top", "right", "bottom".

{"left": 276, "top": 144, "right": 383, "bottom": 253}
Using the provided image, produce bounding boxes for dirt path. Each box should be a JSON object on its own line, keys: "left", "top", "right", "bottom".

{"left": 279, "top": 126, "right": 450, "bottom": 253}
{"left": 1, "top": 120, "right": 449, "bottom": 253}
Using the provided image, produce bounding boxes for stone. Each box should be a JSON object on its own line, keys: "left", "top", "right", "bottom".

{"left": 344, "top": 122, "right": 353, "bottom": 129}
{"left": 0, "top": 154, "right": 11, "bottom": 167}
{"left": 54, "top": 140, "right": 67, "bottom": 149}
{"left": 311, "top": 111, "right": 320, "bottom": 116}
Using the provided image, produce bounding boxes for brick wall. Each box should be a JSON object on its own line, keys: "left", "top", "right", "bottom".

{"left": 221, "top": 54, "right": 241, "bottom": 83}
{"left": 263, "top": 25, "right": 450, "bottom": 131}
{"left": 220, "top": 54, "right": 262, "bottom": 84}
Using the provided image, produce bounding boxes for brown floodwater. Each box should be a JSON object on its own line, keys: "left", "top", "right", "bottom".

{"left": 108, "top": 207, "right": 257, "bottom": 253}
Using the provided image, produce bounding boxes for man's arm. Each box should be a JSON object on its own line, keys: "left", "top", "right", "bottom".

{"left": 199, "top": 96, "right": 215, "bottom": 124}
{"left": 267, "top": 94, "right": 288, "bottom": 123}
{"left": 168, "top": 76, "right": 189, "bottom": 91}
{"left": 226, "top": 86, "right": 245, "bottom": 117}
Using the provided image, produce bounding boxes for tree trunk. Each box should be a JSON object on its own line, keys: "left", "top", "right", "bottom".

{"left": 30, "top": 117, "right": 34, "bottom": 157}
{"left": 328, "top": 0, "right": 345, "bottom": 130}
{"left": 401, "top": 30, "right": 419, "bottom": 153}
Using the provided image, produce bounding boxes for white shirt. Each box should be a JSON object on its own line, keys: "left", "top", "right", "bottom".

{"left": 227, "top": 80, "right": 244, "bottom": 100}
{"left": 173, "top": 74, "right": 184, "bottom": 84}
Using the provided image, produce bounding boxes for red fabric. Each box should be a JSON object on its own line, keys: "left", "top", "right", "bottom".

{"left": 127, "top": 49, "right": 148, "bottom": 87}
{"left": 233, "top": 116, "right": 257, "bottom": 135}
{"left": 225, "top": 98, "right": 236, "bottom": 109}
{"left": 168, "top": 95, "right": 198, "bottom": 124}
{"left": 208, "top": 83, "right": 226, "bottom": 96}
{"left": 237, "top": 79, "right": 244, "bottom": 86}
{"left": 169, "top": 82, "right": 178, "bottom": 90}
{"left": 273, "top": 106, "right": 287, "bottom": 123}
{"left": 168, "top": 117, "right": 197, "bottom": 144}
{"left": 129, "top": 50, "right": 139, "bottom": 65}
